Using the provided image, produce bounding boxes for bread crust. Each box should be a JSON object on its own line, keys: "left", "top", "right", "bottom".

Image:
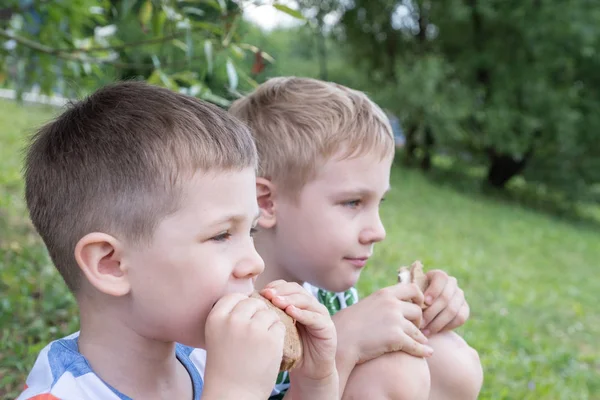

{"left": 250, "top": 291, "right": 303, "bottom": 372}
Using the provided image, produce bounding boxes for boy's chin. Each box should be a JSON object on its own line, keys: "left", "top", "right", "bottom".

{"left": 321, "top": 271, "right": 362, "bottom": 293}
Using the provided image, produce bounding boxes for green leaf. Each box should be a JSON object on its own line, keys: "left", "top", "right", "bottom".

{"left": 120, "top": 0, "right": 136, "bottom": 18}
{"left": 226, "top": 58, "right": 238, "bottom": 92}
{"left": 147, "top": 69, "right": 162, "bottom": 87}
{"left": 186, "top": 27, "right": 194, "bottom": 65}
{"left": 151, "top": 9, "right": 167, "bottom": 36}
{"left": 204, "top": 40, "right": 213, "bottom": 75}
{"left": 236, "top": 67, "right": 259, "bottom": 88}
{"left": 217, "top": 0, "right": 228, "bottom": 15}
{"left": 172, "top": 39, "right": 188, "bottom": 53}
{"left": 139, "top": 0, "right": 154, "bottom": 27}
{"left": 230, "top": 44, "right": 245, "bottom": 59}
{"left": 222, "top": 14, "right": 241, "bottom": 47}
{"left": 182, "top": 7, "right": 206, "bottom": 18}
{"left": 201, "top": 91, "right": 231, "bottom": 107}
{"left": 191, "top": 0, "right": 221, "bottom": 12}
{"left": 273, "top": 4, "right": 305, "bottom": 20}
{"left": 190, "top": 21, "right": 224, "bottom": 36}
{"left": 148, "top": 69, "right": 178, "bottom": 91}
{"left": 170, "top": 71, "right": 198, "bottom": 86}
{"left": 151, "top": 55, "right": 162, "bottom": 69}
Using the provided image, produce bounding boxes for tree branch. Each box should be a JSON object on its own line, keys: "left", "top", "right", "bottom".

{"left": 69, "top": 26, "right": 211, "bottom": 54}
{"left": 0, "top": 26, "right": 211, "bottom": 55}
{"left": 0, "top": 28, "right": 209, "bottom": 70}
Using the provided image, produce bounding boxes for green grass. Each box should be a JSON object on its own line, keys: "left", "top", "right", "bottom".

{"left": 1, "top": 99, "right": 599, "bottom": 399}
{"left": 0, "top": 100, "right": 80, "bottom": 398}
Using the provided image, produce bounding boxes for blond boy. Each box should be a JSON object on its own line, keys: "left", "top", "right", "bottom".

{"left": 18, "top": 81, "right": 339, "bottom": 400}
{"left": 229, "top": 77, "right": 484, "bottom": 400}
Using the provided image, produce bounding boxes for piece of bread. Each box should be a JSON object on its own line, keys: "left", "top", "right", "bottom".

{"left": 398, "top": 260, "right": 430, "bottom": 296}
{"left": 250, "top": 291, "right": 303, "bottom": 372}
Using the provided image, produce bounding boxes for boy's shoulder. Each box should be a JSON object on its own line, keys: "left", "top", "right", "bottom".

{"left": 17, "top": 332, "right": 206, "bottom": 400}
{"left": 16, "top": 331, "right": 120, "bottom": 400}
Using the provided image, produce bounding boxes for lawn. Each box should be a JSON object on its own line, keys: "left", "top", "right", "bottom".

{"left": 0, "top": 99, "right": 598, "bottom": 399}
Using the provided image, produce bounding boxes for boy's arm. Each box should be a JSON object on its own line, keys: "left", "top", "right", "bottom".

{"left": 281, "top": 372, "right": 339, "bottom": 400}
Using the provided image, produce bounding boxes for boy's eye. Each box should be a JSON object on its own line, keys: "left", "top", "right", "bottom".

{"left": 342, "top": 199, "right": 361, "bottom": 208}
{"left": 211, "top": 232, "right": 231, "bottom": 242}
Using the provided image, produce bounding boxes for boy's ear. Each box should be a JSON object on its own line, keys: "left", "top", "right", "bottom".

{"left": 75, "top": 233, "right": 131, "bottom": 297}
{"left": 256, "top": 177, "right": 277, "bottom": 229}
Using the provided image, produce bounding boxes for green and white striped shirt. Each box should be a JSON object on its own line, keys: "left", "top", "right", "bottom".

{"left": 268, "top": 282, "right": 359, "bottom": 400}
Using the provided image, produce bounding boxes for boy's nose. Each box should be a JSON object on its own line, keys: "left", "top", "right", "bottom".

{"left": 359, "top": 215, "right": 387, "bottom": 244}
{"left": 233, "top": 245, "right": 265, "bottom": 280}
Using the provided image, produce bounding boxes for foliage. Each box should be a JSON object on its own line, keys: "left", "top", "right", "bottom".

{"left": 0, "top": 0, "right": 303, "bottom": 106}
{"left": 335, "top": 0, "right": 600, "bottom": 194}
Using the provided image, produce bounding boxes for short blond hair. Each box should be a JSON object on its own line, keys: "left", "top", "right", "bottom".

{"left": 25, "top": 81, "right": 256, "bottom": 292}
{"left": 229, "top": 77, "right": 394, "bottom": 195}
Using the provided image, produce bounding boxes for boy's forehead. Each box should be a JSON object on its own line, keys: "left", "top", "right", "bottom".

{"left": 176, "top": 168, "right": 258, "bottom": 216}
{"left": 319, "top": 153, "right": 391, "bottom": 177}
{"left": 310, "top": 153, "right": 392, "bottom": 190}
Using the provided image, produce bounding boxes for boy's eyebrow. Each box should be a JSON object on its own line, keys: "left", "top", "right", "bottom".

{"left": 335, "top": 186, "right": 391, "bottom": 197}
{"left": 210, "top": 210, "right": 262, "bottom": 226}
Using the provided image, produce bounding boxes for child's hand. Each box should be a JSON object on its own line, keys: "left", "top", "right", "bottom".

{"left": 421, "top": 269, "right": 470, "bottom": 336}
{"left": 203, "top": 293, "right": 285, "bottom": 400}
{"left": 333, "top": 283, "right": 434, "bottom": 366}
{"left": 261, "top": 281, "right": 339, "bottom": 399}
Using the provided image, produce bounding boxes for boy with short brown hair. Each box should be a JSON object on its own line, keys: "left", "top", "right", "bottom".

{"left": 18, "top": 81, "right": 339, "bottom": 400}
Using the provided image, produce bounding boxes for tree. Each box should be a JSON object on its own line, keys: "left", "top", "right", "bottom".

{"left": 337, "top": 0, "right": 600, "bottom": 195}
{"left": 0, "top": 0, "right": 302, "bottom": 107}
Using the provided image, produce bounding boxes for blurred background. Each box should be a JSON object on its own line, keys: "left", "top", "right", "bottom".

{"left": 0, "top": 1, "right": 599, "bottom": 399}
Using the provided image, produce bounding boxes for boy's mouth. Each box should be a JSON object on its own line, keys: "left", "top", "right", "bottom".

{"left": 344, "top": 256, "right": 370, "bottom": 268}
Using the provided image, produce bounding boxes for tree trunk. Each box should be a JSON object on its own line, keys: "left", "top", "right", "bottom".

{"left": 486, "top": 149, "right": 532, "bottom": 188}
{"left": 403, "top": 123, "right": 419, "bottom": 166}
{"left": 421, "top": 126, "right": 435, "bottom": 171}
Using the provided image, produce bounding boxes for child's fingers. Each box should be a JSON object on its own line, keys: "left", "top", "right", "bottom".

{"left": 398, "top": 332, "right": 435, "bottom": 358}
{"left": 423, "top": 270, "right": 450, "bottom": 305}
{"left": 209, "top": 293, "right": 252, "bottom": 318}
{"left": 386, "top": 283, "right": 425, "bottom": 305}
{"left": 286, "top": 304, "right": 331, "bottom": 331}
{"left": 264, "top": 279, "right": 288, "bottom": 289}
{"left": 444, "top": 302, "right": 470, "bottom": 332}
{"left": 422, "top": 281, "right": 456, "bottom": 327}
{"left": 268, "top": 292, "right": 322, "bottom": 313}
{"left": 262, "top": 281, "right": 307, "bottom": 297}
{"left": 230, "top": 297, "right": 269, "bottom": 320}
{"left": 402, "top": 318, "right": 429, "bottom": 345}
{"left": 423, "top": 293, "right": 465, "bottom": 335}
{"left": 400, "top": 302, "right": 424, "bottom": 328}
{"left": 252, "top": 308, "right": 285, "bottom": 332}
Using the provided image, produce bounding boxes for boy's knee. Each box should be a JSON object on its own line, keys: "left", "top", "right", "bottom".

{"left": 343, "top": 351, "right": 431, "bottom": 400}
{"left": 427, "top": 331, "right": 483, "bottom": 400}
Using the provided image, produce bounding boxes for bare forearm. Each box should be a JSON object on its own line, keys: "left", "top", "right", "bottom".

{"left": 335, "top": 345, "right": 358, "bottom": 396}
{"left": 283, "top": 371, "right": 340, "bottom": 400}
{"left": 202, "top": 386, "right": 262, "bottom": 400}
{"left": 331, "top": 313, "right": 360, "bottom": 396}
